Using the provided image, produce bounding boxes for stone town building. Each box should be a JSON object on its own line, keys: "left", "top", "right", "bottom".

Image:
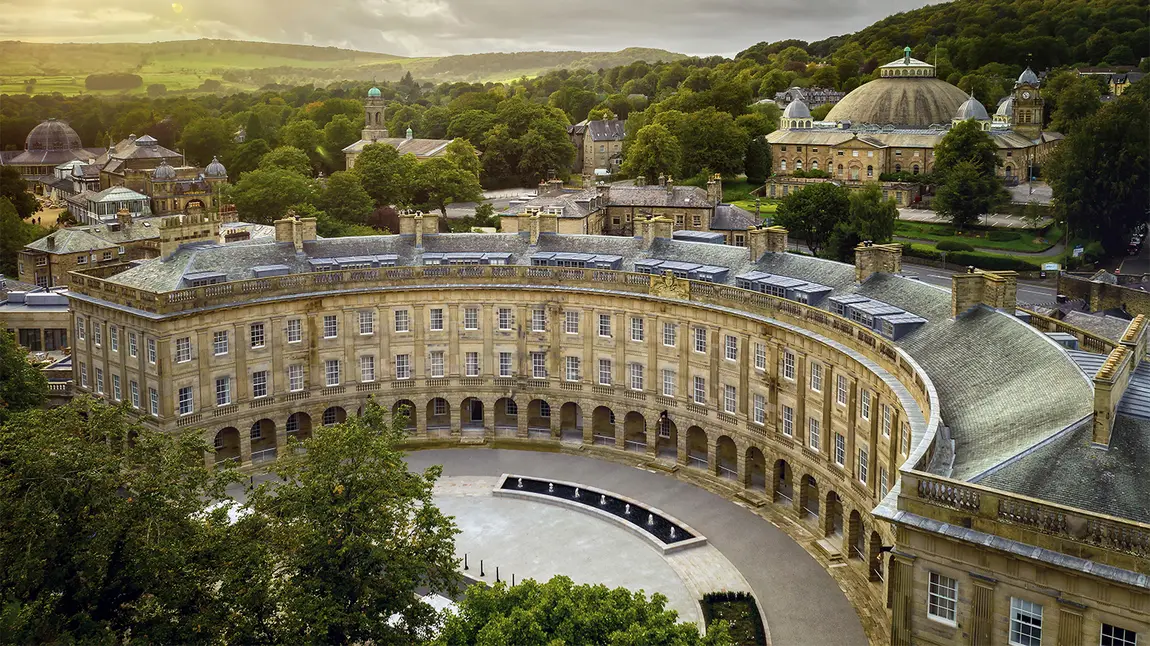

{"left": 501, "top": 175, "right": 758, "bottom": 246}
{"left": 772, "top": 86, "right": 847, "bottom": 110}
{"left": 63, "top": 210, "right": 1149, "bottom": 646}
{"left": 1077, "top": 66, "right": 1147, "bottom": 97}
{"left": 342, "top": 87, "right": 453, "bottom": 170}
{"left": 567, "top": 119, "right": 626, "bottom": 177}
{"left": 0, "top": 287, "right": 71, "bottom": 355}
{"left": 765, "top": 48, "right": 1062, "bottom": 200}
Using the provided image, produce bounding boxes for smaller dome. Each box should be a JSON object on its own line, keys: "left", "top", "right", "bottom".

{"left": 204, "top": 156, "right": 227, "bottom": 178}
{"left": 1016, "top": 67, "right": 1039, "bottom": 86}
{"left": 995, "top": 96, "right": 1014, "bottom": 117}
{"left": 782, "top": 98, "right": 811, "bottom": 119}
{"left": 367, "top": 87, "right": 382, "bottom": 97}
{"left": 405, "top": 127, "right": 414, "bottom": 139}
{"left": 955, "top": 93, "right": 989, "bottom": 121}
{"left": 152, "top": 161, "right": 177, "bottom": 180}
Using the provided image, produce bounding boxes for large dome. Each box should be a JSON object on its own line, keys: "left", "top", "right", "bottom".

{"left": 825, "top": 77, "right": 970, "bottom": 127}
{"left": 25, "top": 118, "right": 83, "bottom": 151}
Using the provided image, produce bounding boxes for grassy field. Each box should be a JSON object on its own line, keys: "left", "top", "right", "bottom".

{"left": 894, "top": 220, "right": 1056, "bottom": 253}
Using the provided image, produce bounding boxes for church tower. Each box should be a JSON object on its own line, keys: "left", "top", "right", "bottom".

{"left": 362, "top": 87, "right": 389, "bottom": 142}
{"left": 1011, "top": 67, "right": 1043, "bottom": 139}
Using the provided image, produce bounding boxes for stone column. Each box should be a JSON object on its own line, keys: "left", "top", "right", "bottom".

{"left": 516, "top": 397, "right": 529, "bottom": 438}
{"left": 414, "top": 396, "right": 429, "bottom": 439}
{"left": 550, "top": 404, "right": 561, "bottom": 440}
{"left": 482, "top": 397, "right": 495, "bottom": 440}
{"left": 889, "top": 552, "right": 915, "bottom": 646}
{"left": 239, "top": 426, "right": 253, "bottom": 466}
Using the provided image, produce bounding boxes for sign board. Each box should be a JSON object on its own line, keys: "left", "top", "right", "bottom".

{"left": 1041, "top": 263, "right": 1061, "bottom": 271}
{"left": 1072, "top": 245, "right": 1085, "bottom": 258}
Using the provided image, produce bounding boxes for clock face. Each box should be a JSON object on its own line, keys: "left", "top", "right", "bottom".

{"left": 1022, "top": 90, "right": 1032, "bottom": 100}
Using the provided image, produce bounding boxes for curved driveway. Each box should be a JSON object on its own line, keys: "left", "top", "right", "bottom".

{"left": 407, "top": 448, "right": 868, "bottom": 646}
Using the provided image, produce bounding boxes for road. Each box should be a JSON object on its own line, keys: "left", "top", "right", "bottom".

{"left": 901, "top": 261, "right": 1058, "bottom": 306}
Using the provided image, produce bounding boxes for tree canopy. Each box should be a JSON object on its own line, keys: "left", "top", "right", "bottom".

{"left": 774, "top": 181, "right": 850, "bottom": 255}
{"left": 226, "top": 166, "right": 317, "bottom": 223}
{"left": 621, "top": 123, "right": 682, "bottom": 182}
{"left": 0, "top": 167, "right": 40, "bottom": 219}
{"left": 932, "top": 120, "right": 1007, "bottom": 230}
{"left": 0, "top": 328, "right": 47, "bottom": 426}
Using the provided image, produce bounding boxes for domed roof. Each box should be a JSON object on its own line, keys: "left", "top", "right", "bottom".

{"left": 995, "top": 96, "right": 1014, "bottom": 117}
{"left": 782, "top": 98, "right": 811, "bottom": 119}
{"left": 25, "top": 118, "right": 82, "bottom": 152}
{"left": 367, "top": 87, "right": 382, "bottom": 97}
{"left": 825, "top": 77, "right": 970, "bottom": 127}
{"left": 955, "top": 93, "right": 989, "bottom": 121}
{"left": 152, "top": 160, "right": 177, "bottom": 180}
{"left": 1016, "top": 67, "right": 1039, "bottom": 86}
{"left": 204, "top": 156, "right": 227, "bottom": 178}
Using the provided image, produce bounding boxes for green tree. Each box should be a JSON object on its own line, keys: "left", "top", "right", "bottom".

{"left": 352, "top": 144, "right": 418, "bottom": 208}
{"left": 774, "top": 181, "right": 850, "bottom": 255}
{"left": 0, "top": 198, "right": 46, "bottom": 276}
{"left": 178, "top": 116, "right": 233, "bottom": 166}
{"left": 317, "top": 171, "right": 374, "bottom": 224}
{"left": 1049, "top": 77, "right": 1102, "bottom": 134}
{"left": 233, "top": 401, "right": 459, "bottom": 644}
{"left": 436, "top": 576, "right": 730, "bottom": 646}
{"left": 259, "top": 145, "right": 313, "bottom": 177}
{"left": 516, "top": 119, "right": 576, "bottom": 184}
{"left": 933, "top": 161, "right": 1006, "bottom": 231}
{"left": 621, "top": 124, "right": 683, "bottom": 181}
{"left": 445, "top": 138, "right": 483, "bottom": 180}
{"left": 933, "top": 119, "right": 1000, "bottom": 177}
{"left": 549, "top": 85, "right": 600, "bottom": 123}
{"left": 413, "top": 157, "right": 484, "bottom": 217}
{"left": 587, "top": 107, "right": 618, "bottom": 121}
{"left": 0, "top": 166, "right": 39, "bottom": 219}
{"left": 244, "top": 112, "right": 266, "bottom": 142}
{"left": 828, "top": 184, "right": 898, "bottom": 261}
{"left": 743, "top": 137, "right": 772, "bottom": 185}
{"left": 225, "top": 167, "right": 317, "bottom": 223}
{"left": 0, "top": 328, "right": 47, "bottom": 424}
{"left": 226, "top": 138, "right": 271, "bottom": 177}
{"left": 322, "top": 114, "right": 361, "bottom": 169}
{"left": 419, "top": 106, "right": 452, "bottom": 139}
{"left": 446, "top": 110, "right": 497, "bottom": 147}
{"left": 280, "top": 119, "right": 323, "bottom": 158}
{"left": 669, "top": 108, "right": 750, "bottom": 177}
{"left": 1047, "top": 81, "right": 1149, "bottom": 254}
{"left": 479, "top": 125, "right": 521, "bottom": 182}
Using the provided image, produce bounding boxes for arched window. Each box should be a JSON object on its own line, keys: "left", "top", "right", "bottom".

{"left": 837, "top": 163, "right": 844, "bottom": 175}
{"left": 811, "top": 160, "right": 819, "bottom": 170}
{"left": 375, "top": 112, "right": 381, "bottom": 125}
{"left": 781, "top": 160, "right": 787, "bottom": 171}
{"left": 1005, "top": 165, "right": 1014, "bottom": 178}
{"left": 895, "top": 163, "right": 901, "bottom": 173}
{"left": 851, "top": 168, "right": 860, "bottom": 181}
{"left": 867, "top": 165, "right": 873, "bottom": 178}
{"left": 912, "top": 164, "right": 920, "bottom": 175}
{"left": 796, "top": 160, "right": 803, "bottom": 170}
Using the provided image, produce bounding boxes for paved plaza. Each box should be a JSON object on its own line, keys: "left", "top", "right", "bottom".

{"left": 407, "top": 449, "right": 869, "bottom": 646}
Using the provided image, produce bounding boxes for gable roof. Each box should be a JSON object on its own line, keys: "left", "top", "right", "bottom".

{"left": 587, "top": 119, "right": 626, "bottom": 141}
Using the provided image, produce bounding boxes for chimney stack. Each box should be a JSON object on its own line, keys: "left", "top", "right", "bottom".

{"left": 854, "top": 241, "right": 903, "bottom": 283}
{"left": 529, "top": 214, "right": 541, "bottom": 245}
{"left": 748, "top": 225, "right": 789, "bottom": 260}
{"left": 116, "top": 207, "right": 132, "bottom": 229}
{"left": 273, "top": 212, "right": 316, "bottom": 253}
{"left": 951, "top": 268, "right": 1018, "bottom": 317}
{"left": 706, "top": 173, "right": 722, "bottom": 206}
{"left": 46, "top": 235, "right": 55, "bottom": 251}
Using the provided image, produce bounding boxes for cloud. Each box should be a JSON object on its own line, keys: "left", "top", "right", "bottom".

{"left": 0, "top": 0, "right": 936, "bottom": 57}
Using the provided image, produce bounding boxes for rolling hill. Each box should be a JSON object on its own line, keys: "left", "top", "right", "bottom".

{"left": 0, "top": 39, "right": 686, "bottom": 96}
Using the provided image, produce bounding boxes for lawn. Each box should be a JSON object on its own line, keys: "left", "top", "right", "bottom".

{"left": 894, "top": 220, "right": 1056, "bottom": 253}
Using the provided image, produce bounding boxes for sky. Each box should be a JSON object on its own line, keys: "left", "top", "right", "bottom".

{"left": 0, "top": 0, "right": 939, "bottom": 57}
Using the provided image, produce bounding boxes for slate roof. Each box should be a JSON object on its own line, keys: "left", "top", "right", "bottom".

{"left": 587, "top": 119, "right": 626, "bottom": 141}
{"left": 1061, "top": 310, "right": 1134, "bottom": 342}
{"left": 709, "top": 204, "right": 758, "bottom": 231}
{"left": 609, "top": 185, "right": 712, "bottom": 208}
{"left": 26, "top": 228, "right": 117, "bottom": 254}
{"left": 342, "top": 137, "right": 452, "bottom": 158}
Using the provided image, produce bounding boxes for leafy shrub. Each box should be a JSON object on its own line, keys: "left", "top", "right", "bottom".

{"left": 84, "top": 73, "right": 143, "bottom": 91}
{"left": 987, "top": 230, "right": 1020, "bottom": 242}
{"left": 901, "top": 243, "right": 1039, "bottom": 270}
{"left": 936, "top": 240, "right": 975, "bottom": 252}
{"left": 791, "top": 169, "right": 831, "bottom": 178}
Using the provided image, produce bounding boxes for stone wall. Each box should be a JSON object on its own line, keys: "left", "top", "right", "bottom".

{"left": 1058, "top": 273, "right": 1150, "bottom": 317}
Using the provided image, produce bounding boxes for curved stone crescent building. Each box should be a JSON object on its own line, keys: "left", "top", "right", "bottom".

{"left": 64, "top": 212, "right": 1149, "bottom": 644}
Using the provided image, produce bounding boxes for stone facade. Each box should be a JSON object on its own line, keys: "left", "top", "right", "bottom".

{"left": 1057, "top": 272, "right": 1150, "bottom": 318}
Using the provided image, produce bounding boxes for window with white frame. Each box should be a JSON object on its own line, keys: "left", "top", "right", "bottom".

{"left": 860, "top": 389, "right": 871, "bottom": 419}
{"left": 858, "top": 447, "right": 869, "bottom": 483}
{"left": 901, "top": 422, "right": 910, "bottom": 455}
{"left": 662, "top": 369, "right": 676, "bottom": 397}
{"left": 128, "top": 331, "right": 138, "bottom": 357}
{"left": 505, "top": 399, "right": 518, "bottom": 415}
{"left": 808, "top": 417, "right": 820, "bottom": 450}
{"left": 175, "top": 337, "right": 191, "bottom": 363}
{"left": 1101, "top": 623, "right": 1138, "bottom": 646}
{"left": 323, "top": 315, "right": 338, "bottom": 339}
{"left": 564, "top": 310, "right": 579, "bottom": 334}
{"left": 882, "top": 404, "right": 892, "bottom": 437}
{"left": 286, "top": 318, "right": 302, "bottom": 343}
{"left": 361, "top": 310, "right": 376, "bottom": 335}
{"left": 395, "top": 354, "right": 410, "bottom": 380}
{"left": 754, "top": 342, "right": 766, "bottom": 370}
{"left": 360, "top": 355, "right": 376, "bottom": 382}
{"left": 539, "top": 401, "right": 551, "bottom": 417}
{"left": 464, "top": 307, "right": 479, "bottom": 330}
{"left": 1008, "top": 597, "right": 1043, "bottom": 646}
{"left": 325, "top": 359, "right": 341, "bottom": 386}
{"left": 782, "top": 350, "right": 795, "bottom": 380}
{"left": 629, "top": 363, "right": 644, "bottom": 390}
{"left": 723, "top": 384, "right": 737, "bottom": 414}
{"left": 149, "top": 387, "right": 159, "bottom": 416}
{"left": 77, "top": 317, "right": 86, "bottom": 340}
{"left": 531, "top": 352, "right": 547, "bottom": 379}
{"left": 216, "top": 376, "right": 231, "bottom": 406}
{"left": 725, "top": 335, "right": 738, "bottom": 361}
{"left": 927, "top": 572, "right": 958, "bottom": 624}
{"left": 566, "top": 356, "right": 581, "bottom": 381}
{"left": 531, "top": 308, "right": 546, "bottom": 332}
{"left": 430, "top": 351, "right": 445, "bottom": 378}
{"left": 395, "top": 309, "right": 410, "bottom": 333}
{"left": 288, "top": 364, "right": 304, "bottom": 391}
{"left": 879, "top": 466, "right": 889, "bottom": 497}
{"left": 837, "top": 374, "right": 848, "bottom": 405}
{"left": 250, "top": 422, "right": 262, "bottom": 440}
{"left": 178, "top": 386, "right": 194, "bottom": 415}
{"left": 693, "top": 327, "right": 707, "bottom": 353}
{"left": 835, "top": 433, "right": 846, "bottom": 466}
{"left": 810, "top": 362, "right": 823, "bottom": 392}
{"left": 599, "top": 313, "right": 612, "bottom": 337}
{"left": 109, "top": 326, "right": 118, "bottom": 352}
{"left": 95, "top": 368, "right": 104, "bottom": 393}
{"left": 599, "top": 358, "right": 613, "bottom": 385}
{"left": 92, "top": 322, "right": 101, "bottom": 346}
{"left": 80, "top": 362, "right": 88, "bottom": 388}
{"left": 631, "top": 317, "right": 644, "bottom": 342}
{"left": 434, "top": 399, "right": 448, "bottom": 416}
{"left": 663, "top": 322, "right": 677, "bottom": 347}
{"left": 430, "top": 308, "right": 444, "bottom": 331}
{"left": 250, "top": 322, "right": 265, "bottom": 348}
{"left": 782, "top": 405, "right": 794, "bottom": 436}
{"left": 693, "top": 375, "right": 706, "bottom": 404}
{"left": 753, "top": 394, "right": 766, "bottom": 424}
{"left": 130, "top": 380, "right": 139, "bottom": 409}
{"left": 465, "top": 352, "right": 480, "bottom": 377}
{"left": 112, "top": 374, "right": 121, "bottom": 401}
{"left": 252, "top": 370, "right": 268, "bottom": 398}
{"left": 498, "top": 307, "right": 513, "bottom": 330}
{"left": 213, "top": 330, "right": 229, "bottom": 355}
{"left": 499, "top": 352, "right": 513, "bottom": 377}
{"left": 147, "top": 338, "right": 156, "bottom": 364}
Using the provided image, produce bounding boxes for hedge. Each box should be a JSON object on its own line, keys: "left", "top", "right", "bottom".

{"left": 987, "top": 230, "right": 1020, "bottom": 242}
{"left": 936, "top": 240, "right": 975, "bottom": 252}
{"left": 901, "top": 243, "right": 1041, "bottom": 271}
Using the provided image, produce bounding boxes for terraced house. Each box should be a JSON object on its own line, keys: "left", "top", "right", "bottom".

{"left": 64, "top": 211, "right": 1148, "bottom": 645}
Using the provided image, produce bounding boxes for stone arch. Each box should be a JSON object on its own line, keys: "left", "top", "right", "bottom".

{"left": 286, "top": 412, "right": 313, "bottom": 442}
{"left": 869, "top": 530, "right": 885, "bottom": 581}
{"left": 825, "top": 490, "right": 844, "bottom": 537}
{"left": 623, "top": 411, "right": 646, "bottom": 452}
{"left": 912, "top": 164, "right": 920, "bottom": 175}
{"left": 795, "top": 159, "right": 803, "bottom": 171}
{"left": 894, "top": 163, "right": 901, "bottom": 173}
{"left": 811, "top": 159, "right": 819, "bottom": 170}
{"left": 494, "top": 397, "right": 518, "bottom": 431}
{"left": 527, "top": 399, "right": 551, "bottom": 432}
{"left": 686, "top": 425, "right": 708, "bottom": 469}
{"left": 461, "top": 397, "right": 484, "bottom": 431}
{"left": 848, "top": 509, "right": 865, "bottom": 559}
{"left": 393, "top": 399, "right": 416, "bottom": 431}
{"left": 773, "top": 459, "right": 793, "bottom": 502}
{"left": 800, "top": 473, "right": 819, "bottom": 519}
{"left": 744, "top": 446, "right": 766, "bottom": 491}
{"left": 427, "top": 398, "right": 451, "bottom": 430}
{"left": 249, "top": 418, "right": 277, "bottom": 463}
{"left": 866, "top": 164, "right": 873, "bottom": 178}
{"left": 322, "top": 406, "right": 346, "bottom": 427}
{"left": 656, "top": 415, "right": 678, "bottom": 460}
{"left": 214, "top": 427, "right": 240, "bottom": 464}
{"left": 592, "top": 406, "right": 616, "bottom": 442}
{"left": 716, "top": 435, "right": 737, "bottom": 479}
{"left": 183, "top": 198, "right": 205, "bottom": 214}
{"left": 560, "top": 402, "right": 583, "bottom": 443}
{"left": 837, "top": 163, "right": 844, "bottom": 176}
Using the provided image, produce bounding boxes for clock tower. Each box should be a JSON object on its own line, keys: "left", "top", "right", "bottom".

{"left": 1012, "top": 67, "right": 1043, "bottom": 139}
